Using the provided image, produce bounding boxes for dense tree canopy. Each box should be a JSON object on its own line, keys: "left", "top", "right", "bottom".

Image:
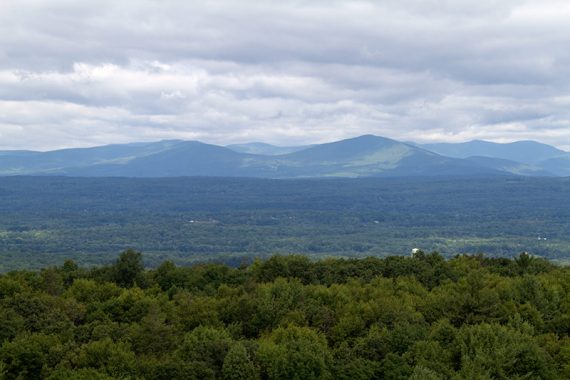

{"left": 0, "top": 250, "right": 568, "bottom": 379}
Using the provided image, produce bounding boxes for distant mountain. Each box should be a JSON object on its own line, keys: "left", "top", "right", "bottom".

{"left": 0, "top": 150, "right": 38, "bottom": 157}
{"left": 257, "top": 135, "right": 502, "bottom": 177}
{"left": 539, "top": 154, "right": 570, "bottom": 176}
{"left": 421, "top": 140, "right": 566, "bottom": 164}
{"left": 464, "top": 156, "right": 553, "bottom": 176}
{"left": 52, "top": 135, "right": 501, "bottom": 177}
{"left": 0, "top": 140, "right": 184, "bottom": 175}
{"left": 226, "top": 142, "right": 310, "bottom": 155}
{"left": 0, "top": 135, "right": 563, "bottom": 178}
{"left": 62, "top": 141, "right": 258, "bottom": 177}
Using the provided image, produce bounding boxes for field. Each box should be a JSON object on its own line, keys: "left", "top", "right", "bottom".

{"left": 1, "top": 176, "right": 570, "bottom": 270}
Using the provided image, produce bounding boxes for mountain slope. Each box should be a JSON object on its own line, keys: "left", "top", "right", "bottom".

{"left": 0, "top": 135, "right": 521, "bottom": 178}
{"left": 62, "top": 141, "right": 264, "bottom": 177}
{"left": 0, "top": 140, "right": 184, "bottom": 175}
{"left": 60, "top": 135, "right": 501, "bottom": 178}
{"left": 464, "top": 156, "right": 553, "bottom": 176}
{"left": 421, "top": 140, "right": 566, "bottom": 164}
{"left": 539, "top": 154, "right": 570, "bottom": 176}
{"left": 245, "top": 135, "right": 504, "bottom": 178}
{"left": 226, "top": 142, "right": 310, "bottom": 155}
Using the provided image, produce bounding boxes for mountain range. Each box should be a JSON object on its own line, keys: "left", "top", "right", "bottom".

{"left": 0, "top": 135, "right": 568, "bottom": 178}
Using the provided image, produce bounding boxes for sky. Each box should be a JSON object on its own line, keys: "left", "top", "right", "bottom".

{"left": 1, "top": 0, "right": 570, "bottom": 151}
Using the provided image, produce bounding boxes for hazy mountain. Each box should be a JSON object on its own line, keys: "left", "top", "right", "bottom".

{"left": 62, "top": 141, "right": 258, "bottom": 177}
{"left": 464, "top": 156, "right": 553, "bottom": 176}
{"left": 0, "top": 150, "right": 38, "bottom": 157}
{"left": 0, "top": 140, "right": 184, "bottom": 175}
{"left": 0, "top": 135, "right": 553, "bottom": 178}
{"left": 539, "top": 154, "right": 570, "bottom": 176}
{"left": 56, "top": 135, "right": 502, "bottom": 177}
{"left": 256, "top": 135, "right": 501, "bottom": 177}
{"left": 226, "top": 142, "right": 310, "bottom": 155}
{"left": 421, "top": 140, "right": 566, "bottom": 164}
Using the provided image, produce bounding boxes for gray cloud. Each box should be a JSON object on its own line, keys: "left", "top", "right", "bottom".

{"left": 1, "top": 0, "right": 570, "bottom": 150}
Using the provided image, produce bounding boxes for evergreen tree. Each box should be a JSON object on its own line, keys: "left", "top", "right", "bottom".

{"left": 112, "top": 249, "right": 144, "bottom": 288}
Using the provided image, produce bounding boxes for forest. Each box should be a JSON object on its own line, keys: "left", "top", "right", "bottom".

{"left": 1, "top": 250, "right": 570, "bottom": 379}
{"left": 2, "top": 176, "right": 570, "bottom": 271}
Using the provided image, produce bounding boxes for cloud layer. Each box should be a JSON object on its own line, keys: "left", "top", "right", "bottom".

{"left": 1, "top": 0, "right": 570, "bottom": 150}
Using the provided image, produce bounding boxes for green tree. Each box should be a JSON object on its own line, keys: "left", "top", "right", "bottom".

{"left": 515, "top": 252, "right": 534, "bottom": 274}
{"left": 73, "top": 338, "right": 137, "bottom": 378}
{"left": 46, "top": 368, "right": 114, "bottom": 380}
{"left": 130, "top": 304, "right": 178, "bottom": 355}
{"left": 112, "top": 249, "right": 144, "bottom": 288}
{"left": 222, "top": 342, "right": 259, "bottom": 380}
{"left": 332, "top": 342, "right": 377, "bottom": 380}
{"left": 0, "top": 333, "right": 62, "bottom": 380}
{"left": 455, "top": 323, "right": 555, "bottom": 379}
{"left": 0, "top": 308, "right": 24, "bottom": 344}
{"left": 257, "top": 325, "right": 332, "bottom": 380}
{"left": 378, "top": 353, "right": 412, "bottom": 380}
{"left": 61, "top": 260, "right": 79, "bottom": 287}
{"left": 177, "top": 326, "right": 233, "bottom": 377}
{"left": 409, "top": 365, "right": 443, "bottom": 380}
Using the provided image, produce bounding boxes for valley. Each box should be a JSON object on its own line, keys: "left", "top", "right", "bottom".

{"left": 1, "top": 176, "right": 569, "bottom": 271}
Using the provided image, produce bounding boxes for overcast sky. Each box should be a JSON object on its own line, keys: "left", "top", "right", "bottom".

{"left": 1, "top": 0, "right": 570, "bottom": 150}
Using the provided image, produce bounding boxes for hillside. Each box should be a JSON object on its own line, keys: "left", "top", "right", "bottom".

{"left": 63, "top": 141, "right": 259, "bottom": 177}
{"left": 421, "top": 139, "right": 566, "bottom": 164}
{"left": 464, "top": 156, "right": 553, "bottom": 176}
{"left": 0, "top": 135, "right": 503, "bottom": 178}
{"left": 539, "top": 154, "right": 570, "bottom": 176}
{"left": 1, "top": 135, "right": 568, "bottom": 178}
{"left": 226, "top": 142, "right": 310, "bottom": 155}
{"left": 260, "top": 135, "right": 503, "bottom": 177}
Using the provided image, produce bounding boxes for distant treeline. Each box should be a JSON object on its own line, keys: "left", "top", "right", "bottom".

{"left": 1, "top": 250, "right": 569, "bottom": 379}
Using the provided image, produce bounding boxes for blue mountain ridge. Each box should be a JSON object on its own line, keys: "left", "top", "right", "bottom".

{"left": 0, "top": 135, "right": 567, "bottom": 178}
